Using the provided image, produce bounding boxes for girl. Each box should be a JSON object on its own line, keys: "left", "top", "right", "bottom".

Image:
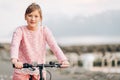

{"left": 10, "top": 3, "right": 69, "bottom": 80}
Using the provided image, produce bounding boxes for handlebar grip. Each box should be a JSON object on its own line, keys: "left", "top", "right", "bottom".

{"left": 12, "top": 63, "right": 32, "bottom": 68}
{"left": 49, "top": 61, "right": 61, "bottom": 68}
{"left": 23, "top": 63, "right": 32, "bottom": 68}
{"left": 56, "top": 64, "right": 61, "bottom": 68}
{"left": 12, "top": 64, "right": 15, "bottom": 68}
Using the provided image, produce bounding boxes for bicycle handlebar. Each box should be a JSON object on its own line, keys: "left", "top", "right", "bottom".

{"left": 13, "top": 61, "right": 61, "bottom": 68}
{"left": 12, "top": 62, "right": 62, "bottom": 80}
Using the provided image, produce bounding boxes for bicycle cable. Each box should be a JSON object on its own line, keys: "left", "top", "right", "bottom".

{"left": 46, "top": 69, "right": 52, "bottom": 80}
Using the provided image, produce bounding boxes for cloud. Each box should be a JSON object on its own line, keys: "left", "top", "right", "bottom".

{"left": 0, "top": 0, "right": 120, "bottom": 39}
{"left": 45, "top": 9, "right": 120, "bottom": 37}
{"left": 39, "top": 0, "right": 120, "bottom": 18}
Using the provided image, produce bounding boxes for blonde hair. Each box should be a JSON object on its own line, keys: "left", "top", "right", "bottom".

{"left": 25, "top": 3, "right": 43, "bottom": 20}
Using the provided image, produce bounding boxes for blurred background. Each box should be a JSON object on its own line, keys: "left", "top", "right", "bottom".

{"left": 0, "top": 0, "right": 120, "bottom": 80}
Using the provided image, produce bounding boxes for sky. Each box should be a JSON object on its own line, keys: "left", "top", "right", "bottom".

{"left": 0, "top": 0, "right": 120, "bottom": 43}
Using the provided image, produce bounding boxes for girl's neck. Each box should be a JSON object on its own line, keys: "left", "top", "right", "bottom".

{"left": 27, "top": 26, "right": 38, "bottom": 31}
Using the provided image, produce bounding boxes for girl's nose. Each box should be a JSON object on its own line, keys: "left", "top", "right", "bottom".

{"left": 31, "top": 16, "right": 35, "bottom": 20}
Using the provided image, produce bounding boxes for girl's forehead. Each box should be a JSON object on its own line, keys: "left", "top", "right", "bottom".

{"left": 27, "top": 10, "right": 40, "bottom": 15}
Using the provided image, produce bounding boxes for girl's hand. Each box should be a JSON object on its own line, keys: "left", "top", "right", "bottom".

{"left": 11, "top": 58, "right": 23, "bottom": 69}
{"left": 14, "top": 61, "right": 23, "bottom": 69}
{"left": 61, "top": 60, "right": 70, "bottom": 68}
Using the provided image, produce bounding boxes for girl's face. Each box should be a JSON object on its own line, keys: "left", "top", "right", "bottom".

{"left": 25, "top": 10, "right": 41, "bottom": 29}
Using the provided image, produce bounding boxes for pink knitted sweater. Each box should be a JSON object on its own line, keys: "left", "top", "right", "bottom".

{"left": 10, "top": 25, "right": 67, "bottom": 74}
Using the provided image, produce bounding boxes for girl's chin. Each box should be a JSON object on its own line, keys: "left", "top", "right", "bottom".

{"left": 29, "top": 25, "right": 37, "bottom": 28}
{"left": 27, "top": 25, "right": 38, "bottom": 28}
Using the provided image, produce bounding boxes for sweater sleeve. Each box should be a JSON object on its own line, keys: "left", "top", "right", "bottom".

{"left": 44, "top": 27, "right": 67, "bottom": 63}
{"left": 10, "top": 27, "right": 22, "bottom": 59}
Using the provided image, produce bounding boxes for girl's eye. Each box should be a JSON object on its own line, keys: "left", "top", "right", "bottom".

{"left": 35, "top": 15, "right": 38, "bottom": 18}
{"left": 28, "top": 15, "right": 32, "bottom": 17}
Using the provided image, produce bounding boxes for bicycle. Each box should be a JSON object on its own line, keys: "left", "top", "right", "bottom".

{"left": 13, "top": 61, "right": 61, "bottom": 80}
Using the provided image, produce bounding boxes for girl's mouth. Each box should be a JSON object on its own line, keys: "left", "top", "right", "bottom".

{"left": 30, "top": 22, "right": 36, "bottom": 24}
